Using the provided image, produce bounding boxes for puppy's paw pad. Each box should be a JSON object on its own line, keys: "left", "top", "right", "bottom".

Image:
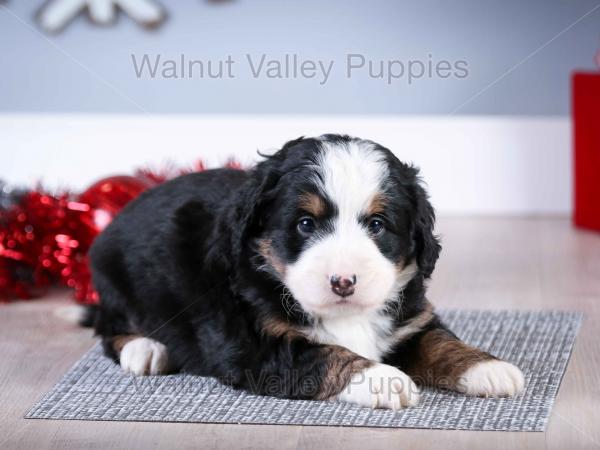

{"left": 456, "top": 360, "right": 524, "bottom": 397}
{"left": 120, "top": 337, "right": 168, "bottom": 376}
{"left": 336, "top": 363, "right": 420, "bottom": 410}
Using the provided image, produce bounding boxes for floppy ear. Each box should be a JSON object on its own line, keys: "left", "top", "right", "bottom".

{"left": 412, "top": 180, "right": 441, "bottom": 279}
{"left": 230, "top": 136, "right": 307, "bottom": 259}
{"left": 229, "top": 163, "right": 280, "bottom": 263}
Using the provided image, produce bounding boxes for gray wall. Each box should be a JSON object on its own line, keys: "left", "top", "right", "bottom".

{"left": 1, "top": 0, "right": 598, "bottom": 115}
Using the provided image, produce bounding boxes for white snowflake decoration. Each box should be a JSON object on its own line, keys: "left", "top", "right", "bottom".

{"left": 36, "top": 0, "right": 167, "bottom": 33}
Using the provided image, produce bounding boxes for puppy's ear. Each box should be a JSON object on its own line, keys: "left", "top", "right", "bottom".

{"left": 229, "top": 149, "right": 287, "bottom": 260}
{"left": 231, "top": 136, "right": 307, "bottom": 251}
{"left": 229, "top": 157, "right": 283, "bottom": 263}
{"left": 411, "top": 178, "right": 441, "bottom": 279}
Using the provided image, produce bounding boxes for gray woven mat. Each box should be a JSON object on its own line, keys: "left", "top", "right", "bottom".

{"left": 26, "top": 310, "right": 582, "bottom": 431}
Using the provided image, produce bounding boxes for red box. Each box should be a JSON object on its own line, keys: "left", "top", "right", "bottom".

{"left": 573, "top": 72, "right": 600, "bottom": 231}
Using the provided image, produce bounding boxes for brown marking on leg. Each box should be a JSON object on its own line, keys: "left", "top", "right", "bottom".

{"left": 112, "top": 334, "right": 142, "bottom": 355}
{"left": 299, "top": 192, "right": 326, "bottom": 217}
{"left": 405, "top": 329, "right": 495, "bottom": 390}
{"left": 259, "top": 317, "right": 372, "bottom": 400}
{"left": 315, "top": 346, "right": 373, "bottom": 400}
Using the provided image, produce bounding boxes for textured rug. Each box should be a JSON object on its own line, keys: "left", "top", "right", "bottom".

{"left": 26, "top": 310, "right": 582, "bottom": 431}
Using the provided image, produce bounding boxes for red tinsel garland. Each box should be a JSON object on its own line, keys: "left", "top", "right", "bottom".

{"left": 0, "top": 159, "right": 241, "bottom": 304}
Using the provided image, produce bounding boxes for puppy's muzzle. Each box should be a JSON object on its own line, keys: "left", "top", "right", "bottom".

{"left": 330, "top": 274, "right": 357, "bottom": 298}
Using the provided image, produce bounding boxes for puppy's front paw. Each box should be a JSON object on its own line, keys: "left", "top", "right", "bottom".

{"left": 336, "top": 363, "right": 420, "bottom": 410}
{"left": 120, "top": 337, "right": 168, "bottom": 376}
{"left": 456, "top": 360, "right": 524, "bottom": 397}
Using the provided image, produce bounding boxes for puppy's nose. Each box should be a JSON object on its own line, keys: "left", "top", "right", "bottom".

{"left": 330, "top": 274, "right": 357, "bottom": 298}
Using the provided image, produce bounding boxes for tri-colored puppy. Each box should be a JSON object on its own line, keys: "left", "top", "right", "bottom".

{"left": 89, "top": 135, "right": 524, "bottom": 409}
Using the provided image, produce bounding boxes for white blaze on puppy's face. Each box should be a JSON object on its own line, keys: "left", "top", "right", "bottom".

{"left": 284, "top": 140, "right": 411, "bottom": 318}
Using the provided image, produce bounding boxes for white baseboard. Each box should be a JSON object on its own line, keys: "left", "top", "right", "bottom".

{"left": 0, "top": 114, "right": 571, "bottom": 215}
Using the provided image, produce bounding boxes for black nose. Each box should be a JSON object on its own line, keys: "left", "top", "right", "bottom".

{"left": 330, "top": 274, "right": 357, "bottom": 297}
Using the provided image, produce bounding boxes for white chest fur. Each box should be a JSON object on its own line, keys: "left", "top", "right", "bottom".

{"left": 306, "top": 313, "right": 394, "bottom": 361}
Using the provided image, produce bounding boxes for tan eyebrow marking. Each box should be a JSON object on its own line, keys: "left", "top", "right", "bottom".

{"left": 366, "top": 192, "right": 388, "bottom": 216}
{"left": 299, "top": 192, "right": 326, "bottom": 217}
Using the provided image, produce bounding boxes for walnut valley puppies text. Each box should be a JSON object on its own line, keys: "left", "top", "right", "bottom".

{"left": 131, "top": 53, "right": 469, "bottom": 85}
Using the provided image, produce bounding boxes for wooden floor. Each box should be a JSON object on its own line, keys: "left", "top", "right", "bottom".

{"left": 1, "top": 218, "right": 599, "bottom": 450}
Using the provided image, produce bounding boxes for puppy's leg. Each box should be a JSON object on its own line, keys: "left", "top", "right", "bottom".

{"left": 403, "top": 327, "right": 524, "bottom": 397}
{"left": 234, "top": 326, "right": 420, "bottom": 410}
{"left": 91, "top": 253, "right": 168, "bottom": 376}
{"left": 110, "top": 335, "right": 169, "bottom": 376}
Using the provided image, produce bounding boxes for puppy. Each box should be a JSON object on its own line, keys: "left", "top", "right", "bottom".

{"left": 89, "top": 135, "right": 524, "bottom": 410}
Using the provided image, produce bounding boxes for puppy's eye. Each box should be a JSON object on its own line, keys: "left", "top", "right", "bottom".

{"left": 368, "top": 217, "right": 385, "bottom": 236}
{"left": 297, "top": 217, "right": 316, "bottom": 236}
